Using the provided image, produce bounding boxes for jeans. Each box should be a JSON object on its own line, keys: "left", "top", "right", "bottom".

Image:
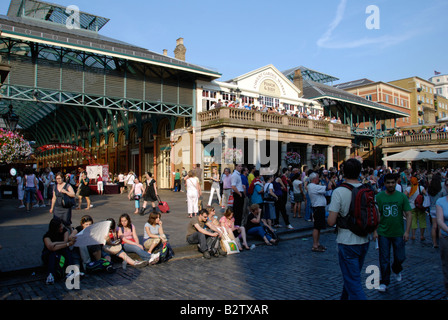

{"left": 208, "top": 185, "right": 221, "bottom": 206}
{"left": 187, "top": 232, "right": 210, "bottom": 253}
{"left": 134, "top": 194, "right": 142, "bottom": 209}
{"left": 247, "top": 226, "right": 272, "bottom": 242}
{"left": 122, "top": 243, "right": 151, "bottom": 260}
{"left": 338, "top": 242, "right": 370, "bottom": 300}
{"left": 25, "top": 187, "right": 36, "bottom": 204}
{"left": 378, "top": 235, "right": 406, "bottom": 286}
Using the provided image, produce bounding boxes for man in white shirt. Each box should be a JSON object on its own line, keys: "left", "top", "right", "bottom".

{"left": 307, "top": 172, "right": 328, "bottom": 253}
{"left": 327, "top": 158, "right": 369, "bottom": 300}
{"left": 231, "top": 164, "right": 245, "bottom": 226}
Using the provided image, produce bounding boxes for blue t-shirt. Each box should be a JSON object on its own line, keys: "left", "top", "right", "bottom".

{"left": 436, "top": 196, "right": 448, "bottom": 236}
{"left": 251, "top": 183, "right": 263, "bottom": 205}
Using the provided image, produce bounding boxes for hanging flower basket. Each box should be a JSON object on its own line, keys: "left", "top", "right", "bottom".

{"left": 224, "top": 148, "right": 243, "bottom": 164}
{"left": 285, "top": 152, "right": 301, "bottom": 166}
{"left": 311, "top": 153, "right": 326, "bottom": 166}
{"left": 0, "top": 129, "right": 33, "bottom": 164}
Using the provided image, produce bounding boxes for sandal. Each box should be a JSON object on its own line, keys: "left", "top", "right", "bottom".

{"left": 312, "top": 247, "right": 325, "bottom": 252}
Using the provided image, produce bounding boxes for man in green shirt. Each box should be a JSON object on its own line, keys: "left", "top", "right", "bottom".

{"left": 374, "top": 173, "right": 412, "bottom": 292}
{"left": 173, "top": 169, "right": 181, "bottom": 192}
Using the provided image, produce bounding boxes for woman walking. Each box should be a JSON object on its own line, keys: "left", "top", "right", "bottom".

{"left": 142, "top": 172, "right": 158, "bottom": 215}
{"left": 50, "top": 172, "right": 76, "bottom": 231}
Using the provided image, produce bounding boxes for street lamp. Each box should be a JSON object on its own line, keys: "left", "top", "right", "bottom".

{"left": 2, "top": 104, "right": 19, "bottom": 131}
{"left": 78, "top": 124, "right": 89, "bottom": 140}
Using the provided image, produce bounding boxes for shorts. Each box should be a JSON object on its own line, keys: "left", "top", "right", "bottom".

{"left": 312, "top": 206, "right": 327, "bottom": 230}
{"left": 293, "top": 193, "right": 303, "bottom": 203}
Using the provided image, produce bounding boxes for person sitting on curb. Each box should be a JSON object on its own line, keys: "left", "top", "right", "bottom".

{"left": 117, "top": 213, "right": 159, "bottom": 265}
{"left": 186, "top": 209, "right": 226, "bottom": 259}
{"left": 245, "top": 204, "right": 278, "bottom": 246}
{"left": 143, "top": 212, "right": 168, "bottom": 254}
{"left": 42, "top": 217, "right": 76, "bottom": 285}
{"left": 104, "top": 218, "right": 148, "bottom": 269}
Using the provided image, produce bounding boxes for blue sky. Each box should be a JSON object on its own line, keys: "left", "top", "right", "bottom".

{"left": 1, "top": 0, "right": 447, "bottom": 84}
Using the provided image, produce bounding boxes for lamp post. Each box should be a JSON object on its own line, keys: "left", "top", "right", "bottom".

{"left": 2, "top": 104, "right": 19, "bottom": 131}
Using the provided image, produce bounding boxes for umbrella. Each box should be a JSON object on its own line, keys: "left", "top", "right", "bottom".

{"left": 430, "top": 151, "right": 448, "bottom": 161}
{"left": 382, "top": 149, "right": 437, "bottom": 162}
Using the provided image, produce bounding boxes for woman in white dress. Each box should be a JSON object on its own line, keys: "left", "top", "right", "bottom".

{"left": 208, "top": 167, "right": 221, "bottom": 207}
{"left": 186, "top": 171, "right": 202, "bottom": 218}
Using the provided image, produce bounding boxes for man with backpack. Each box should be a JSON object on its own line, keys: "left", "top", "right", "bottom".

{"left": 374, "top": 173, "right": 412, "bottom": 293}
{"left": 328, "top": 158, "right": 374, "bottom": 300}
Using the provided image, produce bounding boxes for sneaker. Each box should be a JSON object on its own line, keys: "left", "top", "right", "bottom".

{"left": 250, "top": 244, "right": 256, "bottom": 250}
{"left": 377, "top": 284, "right": 387, "bottom": 292}
{"left": 394, "top": 272, "right": 402, "bottom": 282}
{"left": 287, "top": 224, "right": 294, "bottom": 229}
{"left": 90, "top": 204, "right": 93, "bottom": 208}
{"left": 133, "top": 260, "right": 148, "bottom": 268}
{"left": 40, "top": 204, "right": 46, "bottom": 208}
{"left": 18, "top": 205, "right": 25, "bottom": 208}
{"left": 148, "top": 252, "right": 160, "bottom": 265}
{"left": 46, "top": 273, "right": 54, "bottom": 285}
{"left": 203, "top": 251, "right": 211, "bottom": 259}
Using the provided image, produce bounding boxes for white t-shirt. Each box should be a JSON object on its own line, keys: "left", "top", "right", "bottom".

{"left": 328, "top": 182, "right": 369, "bottom": 245}
{"left": 293, "top": 179, "right": 302, "bottom": 194}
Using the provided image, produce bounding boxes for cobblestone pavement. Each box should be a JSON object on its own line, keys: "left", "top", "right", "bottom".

{"left": 1, "top": 229, "right": 446, "bottom": 303}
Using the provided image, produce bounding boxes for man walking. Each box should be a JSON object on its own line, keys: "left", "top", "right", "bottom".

{"left": 328, "top": 158, "right": 370, "bottom": 300}
{"left": 374, "top": 173, "right": 412, "bottom": 292}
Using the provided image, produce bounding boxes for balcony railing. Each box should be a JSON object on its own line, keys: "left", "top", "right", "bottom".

{"left": 383, "top": 132, "right": 448, "bottom": 147}
{"left": 197, "top": 107, "right": 351, "bottom": 138}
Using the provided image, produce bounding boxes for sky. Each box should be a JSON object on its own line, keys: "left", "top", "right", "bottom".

{"left": 0, "top": 0, "right": 447, "bottom": 84}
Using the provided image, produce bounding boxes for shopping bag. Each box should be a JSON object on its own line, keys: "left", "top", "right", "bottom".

{"left": 219, "top": 229, "right": 239, "bottom": 255}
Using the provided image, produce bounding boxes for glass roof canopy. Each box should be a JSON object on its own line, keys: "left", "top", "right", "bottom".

{"left": 7, "top": 0, "right": 110, "bottom": 32}
{"left": 283, "top": 66, "right": 340, "bottom": 85}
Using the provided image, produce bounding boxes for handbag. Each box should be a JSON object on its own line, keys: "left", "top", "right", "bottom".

{"left": 263, "top": 183, "right": 277, "bottom": 202}
{"left": 61, "top": 184, "right": 75, "bottom": 209}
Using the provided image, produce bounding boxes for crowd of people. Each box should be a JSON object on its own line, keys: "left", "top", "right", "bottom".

{"left": 209, "top": 99, "right": 342, "bottom": 123}
{"left": 179, "top": 161, "right": 448, "bottom": 299}
{"left": 4, "top": 159, "right": 448, "bottom": 299}
{"left": 393, "top": 124, "right": 448, "bottom": 136}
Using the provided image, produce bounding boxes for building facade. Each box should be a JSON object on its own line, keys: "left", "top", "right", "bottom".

{"left": 389, "top": 77, "right": 436, "bottom": 125}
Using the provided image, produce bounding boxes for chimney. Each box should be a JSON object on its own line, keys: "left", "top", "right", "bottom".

{"left": 293, "top": 69, "right": 304, "bottom": 98}
{"left": 163, "top": 49, "right": 168, "bottom": 56}
{"left": 174, "top": 37, "right": 186, "bottom": 61}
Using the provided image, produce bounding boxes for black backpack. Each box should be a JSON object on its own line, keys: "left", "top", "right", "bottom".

{"left": 337, "top": 183, "right": 379, "bottom": 237}
{"left": 157, "top": 242, "right": 174, "bottom": 263}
